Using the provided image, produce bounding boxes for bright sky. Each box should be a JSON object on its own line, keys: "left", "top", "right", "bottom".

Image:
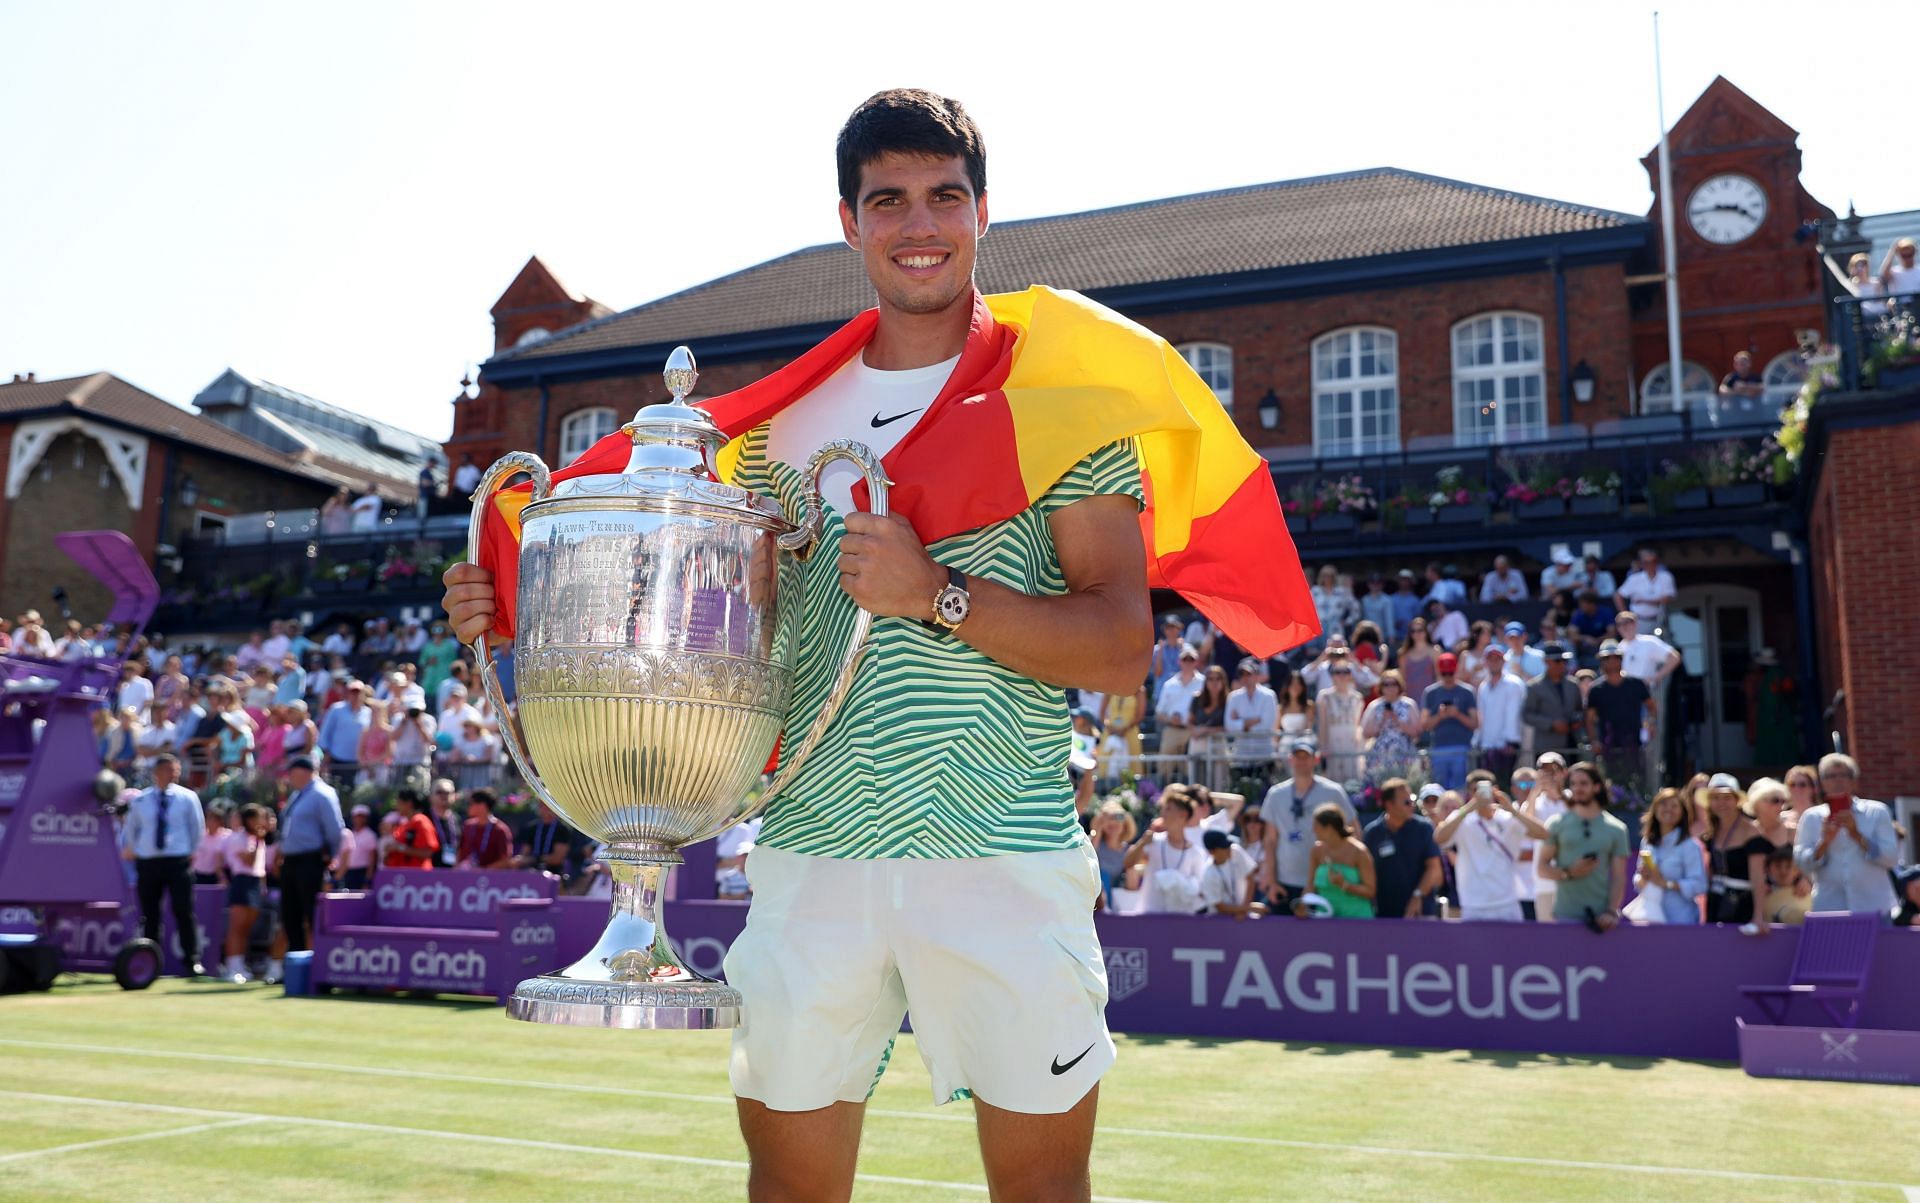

{"left": 2, "top": 1, "right": 1909, "bottom": 443}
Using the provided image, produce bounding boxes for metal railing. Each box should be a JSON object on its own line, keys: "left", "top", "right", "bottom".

{"left": 1829, "top": 292, "right": 1919, "bottom": 393}
{"left": 1265, "top": 409, "right": 1784, "bottom": 540}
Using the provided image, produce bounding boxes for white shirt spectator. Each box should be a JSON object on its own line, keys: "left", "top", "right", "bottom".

{"left": 349, "top": 491, "right": 383, "bottom": 532}
{"left": 322, "top": 630, "right": 356, "bottom": 657}
{"left": 389, "top": 679, "right": 428, "bottom": 712}
{"left": 439, "top": 701, "right": 485, "bottom": 734}
{"left": 1617, "top": 566, "right": 1675, "bottom": 623}
{"left": 1198, "top": 844, "right": 1259, "bottom": 914}
{"left": 453, "top": 729, "right": 497, "bottom": 763}
{"left": 716, "top": 816, "right": 761, "bottom": 894}
{"left": 390, "top": 712, "right": 437, "bottom": 767}
{"left": 1444, "top": 807, "right": 1528, "bottom": 915}
{"left": 1479, "top": 567, "right": 1530, "bottom": 603}
{"left": 117, "top": 673, "right": 154, "bottom": 716}
{"left": 1139, "top": 832, "right": 1208, "bottom": 914}
{"left": 1475, "top": 671, "right": 1527, "bottom": 749}
{"left": 1432, "top": 609, "right": 1469, "bottom": 651}
{"left": 1588, "top": 566, "right": 1618, "bottom": 600}
{"left": 1529, "top": 794, "right": 1568, "bottom": 894}
{"left": 261, "top": 632, "right": 291, "bottom": 665}
{"left": 1224, "top": 684, "right": 1278, "bottom": 760}
{"left": 1154, "top": 671, "right": 1204, "bottom": 725}
{"left": 1540, "top": 562, "right": 1586, "bottom": 594}
{"left": 1619, "top": 632, "right": 1676, "bottom": 685}
{"left": 1888, "top": 258, "right": 1920, "bottom": 296}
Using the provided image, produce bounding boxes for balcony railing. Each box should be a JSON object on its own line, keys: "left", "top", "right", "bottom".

{"left": 1829, "top": 292, "right": 1920, "bottom": 394}
{"left": 1265, "top": 410, "right": 1789, "bottom": 544}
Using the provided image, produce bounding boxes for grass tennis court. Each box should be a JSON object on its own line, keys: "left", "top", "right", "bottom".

{"left": 0, "top": 979, "right": 1914, "bottom": 1202}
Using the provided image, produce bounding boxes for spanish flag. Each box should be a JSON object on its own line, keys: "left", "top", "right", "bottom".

{"left": 475, "top": 286, "right": 1317, "bottom": 656}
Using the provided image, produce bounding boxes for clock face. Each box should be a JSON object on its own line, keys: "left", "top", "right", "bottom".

{"left": 1687, "top": 174, "right": 1768, "bottom": 245}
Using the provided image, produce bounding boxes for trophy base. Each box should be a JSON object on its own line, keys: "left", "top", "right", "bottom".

{"left": 505, "top": 852, "right": 743, "bottom": 1030}
{"left": 507, "top": 974, "right": 742, "bottom": 1030}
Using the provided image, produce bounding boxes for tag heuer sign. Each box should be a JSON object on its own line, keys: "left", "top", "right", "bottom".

{"left": 1104, "top": 947, "right": 1148, "bottom": 1001}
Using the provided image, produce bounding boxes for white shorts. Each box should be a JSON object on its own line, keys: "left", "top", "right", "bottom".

{"left": 725, "top": 841, "right": 1114, "bottom": 1115}
{"left": 1460, "top": 901, "right": 1525, "bottom": 923}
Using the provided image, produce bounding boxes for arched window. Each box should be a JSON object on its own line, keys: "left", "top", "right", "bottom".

{"left": 1451, "top": 312, "right": 1546, "bottom": 446}
{"left": 1762, "top": 350, "right": 1808, "bottom": 409}
{"left": 515, "top": 326, "right": 553, "bottom": 347}
{"left": 1177, "top": 342, "right": 1233, "bottom": 408}
{"left": 558, "top": 407, "right": 617, "bottom": 465}
{"left": 1639, "top": 361, "right": 1717, "bottom": 418}
{"left": 1311, "top": 327, "right": 1400, "bottom": 456}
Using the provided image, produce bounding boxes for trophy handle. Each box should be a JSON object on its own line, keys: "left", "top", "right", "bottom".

{"left": 464, "top": 453, "right": 565, "bottom": 817}
{"left": 756, "top": 439, "right": 892, "bottom": 808}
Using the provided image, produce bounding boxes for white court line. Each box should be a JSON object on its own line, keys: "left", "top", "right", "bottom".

{"left": 0, "top": 1117, "right": 262, "bottom": 1165}
{"left": 1, "top": 1038, "right": 1914, "bottom": 1197}
{"left": 0, "top": 1089, "right": 1160, "bottom": 1203}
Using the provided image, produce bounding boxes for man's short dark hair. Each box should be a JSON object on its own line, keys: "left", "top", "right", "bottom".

{"left": 836, "top": 89, "right": 986, "bottom": 209}
{"left": 394, "top": 787, "right": 424, "bottom": 813}
{"left": 152, "top": 752, "right": 179, "bottom": 770}
{"left": 468, "top": 788, "right": 497, "bottom": 812}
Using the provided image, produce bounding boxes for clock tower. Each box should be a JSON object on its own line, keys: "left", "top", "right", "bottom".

{"left": 1630, "top": 76, "right": 1835, "bottom": 407}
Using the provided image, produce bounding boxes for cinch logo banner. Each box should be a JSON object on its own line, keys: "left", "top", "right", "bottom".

{"left": 29, "top": 810, "right": 102, "bottom": 845}
{"left": 370, "top": 870, "right": 551, "bottom": 923}
{"left": 407, "top": 940, "right": 488, "bottom": 988}
{"left": 326, "top": 937, "right": 402, "bottom": 981}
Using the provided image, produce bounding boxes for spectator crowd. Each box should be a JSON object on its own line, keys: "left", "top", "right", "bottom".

{"left": 1068, "top": 547, "right": 1917, "bottom": 931}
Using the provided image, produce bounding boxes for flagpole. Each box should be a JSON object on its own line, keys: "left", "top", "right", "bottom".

{"left": 1653, "top": 12, "right": 1697, "bottom": 424}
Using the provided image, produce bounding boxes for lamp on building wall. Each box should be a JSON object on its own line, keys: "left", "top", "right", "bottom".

{"left": 1571, "top": 360, "right": 1597, "bottom": 404}
{"left": 1257, "top": 389, "right": 1282, "bottom": 431}
{"left": 178, "top": 475, "right": 199, "bottom": 508}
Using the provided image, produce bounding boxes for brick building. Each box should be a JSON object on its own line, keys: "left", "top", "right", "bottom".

{"left": 0, "top": 372, "right": 352, "bottom": 623}
{"left": 447, "top": 78, "right": 1916, "bottom": 804}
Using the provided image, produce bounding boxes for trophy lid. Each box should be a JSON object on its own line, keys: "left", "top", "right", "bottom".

{"left": 547, "top": 346, "right": 787, "bottom": 526}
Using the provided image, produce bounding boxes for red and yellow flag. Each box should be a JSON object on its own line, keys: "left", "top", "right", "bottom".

{"left": 476, "top": 286, "right": 1318, "bottom": 656}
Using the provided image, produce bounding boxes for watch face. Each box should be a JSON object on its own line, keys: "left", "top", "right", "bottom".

{"left": 937, "top": 587, "right": 969, "bottom": 626}
{"left": 1686, "top": 174, "right": 1767, "bottom": 245}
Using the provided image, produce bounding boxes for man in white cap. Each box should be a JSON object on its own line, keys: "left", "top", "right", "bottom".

{"left": 1540, "top": 548, "right": 1586, "bottom": 595}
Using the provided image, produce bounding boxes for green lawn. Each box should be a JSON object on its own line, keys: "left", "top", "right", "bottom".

{"left": 0, "top": 978, "right": 1913, "bottom": 1201}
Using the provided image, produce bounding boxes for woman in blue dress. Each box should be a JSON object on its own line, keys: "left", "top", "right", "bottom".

{"left": 1633, "top": 787, "right": 1707, "bottom": 924}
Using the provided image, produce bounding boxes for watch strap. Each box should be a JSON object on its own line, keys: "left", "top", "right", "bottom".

{"left": 923, "top": 565, "right": 968, "bottom": 631}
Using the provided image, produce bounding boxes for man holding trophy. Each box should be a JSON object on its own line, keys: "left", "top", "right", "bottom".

{"left": 445, "top": 89, "right": 1314, "bottom": 1202}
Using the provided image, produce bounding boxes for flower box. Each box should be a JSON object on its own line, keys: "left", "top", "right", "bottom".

{"left": 1433, "top": 502, "right": 1489, "bottom": 526}
{"left": 1514, "top": 498, "right": 1567, "bottom": 520}
{"left": 1312, "top": 513, "right": 1359, "bottom": 533}
{"left": 1711, "top": 483, "right": 1766, "bottom": 507}
{"left": 1569, "top": 495, "right": 1619, "bottom": 517}
{"left": 1877, "top": 360, "right": 1920, "bottom": 390}
{"left": 1669, "top": 488, "right": 1711, "bottom": 511}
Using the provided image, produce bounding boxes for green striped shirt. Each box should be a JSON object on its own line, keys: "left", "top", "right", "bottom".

{"left": 733, "top": 428, "right": 1143, "bottom": 859}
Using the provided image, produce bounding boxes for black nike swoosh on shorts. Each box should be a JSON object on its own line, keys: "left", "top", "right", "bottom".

{"left": 870, "top": 409, "right": 922, "bottom": 428}
{"left": 1050, "top": 1043, "right": 1096, "bottom": 1075}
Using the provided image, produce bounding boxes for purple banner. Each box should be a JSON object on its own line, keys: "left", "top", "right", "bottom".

{"left": 360, "top": 869, "right": 555, "bottom": 928}
{"left": 1737, "top": 1020, "right": 1920, "bottom": 1086}
{"left": 302, "top": 888, "right": 1920, "bottom": 1063}
{"left": 42, "top": 885, "right": 227, "bottom": 975}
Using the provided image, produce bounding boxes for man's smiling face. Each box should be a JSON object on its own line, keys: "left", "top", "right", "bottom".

{"left": 839, "top": 151, "right": 987, "bottom": 320}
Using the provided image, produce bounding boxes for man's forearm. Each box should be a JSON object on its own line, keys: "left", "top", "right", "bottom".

{"left": 953, "top": 576, "right": 1149, "bottom": 697}
{"left": 1607, "top": 857, "right": 1627, "bottom": 912}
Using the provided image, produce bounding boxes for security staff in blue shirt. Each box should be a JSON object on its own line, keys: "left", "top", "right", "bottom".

{"left": 277, "top": 755, "right": 344, "bottom": 953}
{"left": 119, "top": 753, "right": 206, "bottom": 975}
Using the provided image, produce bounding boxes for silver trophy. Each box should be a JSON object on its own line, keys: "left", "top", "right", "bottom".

{"left": 466, "top": 346, "right": 886, "bottom": 1029}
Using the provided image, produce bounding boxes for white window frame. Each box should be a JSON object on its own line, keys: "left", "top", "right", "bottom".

{"left": 1176, "top": 342, "right": 1233, "bottom": 408}
{"left": 1451, "top": 312, "right": 1547, "bottom": 446}
{"left": 1639, "top": 361, "right": 1718, "bottom": 418}
{"left": 558, "top": 407, "right": 618, "bottom": 465}
{"left": 1761, "top": 350, "right": 1807, "bottom": 409}
{"left": 1311, "top": 326, "right": 1401, "bottom": 457}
